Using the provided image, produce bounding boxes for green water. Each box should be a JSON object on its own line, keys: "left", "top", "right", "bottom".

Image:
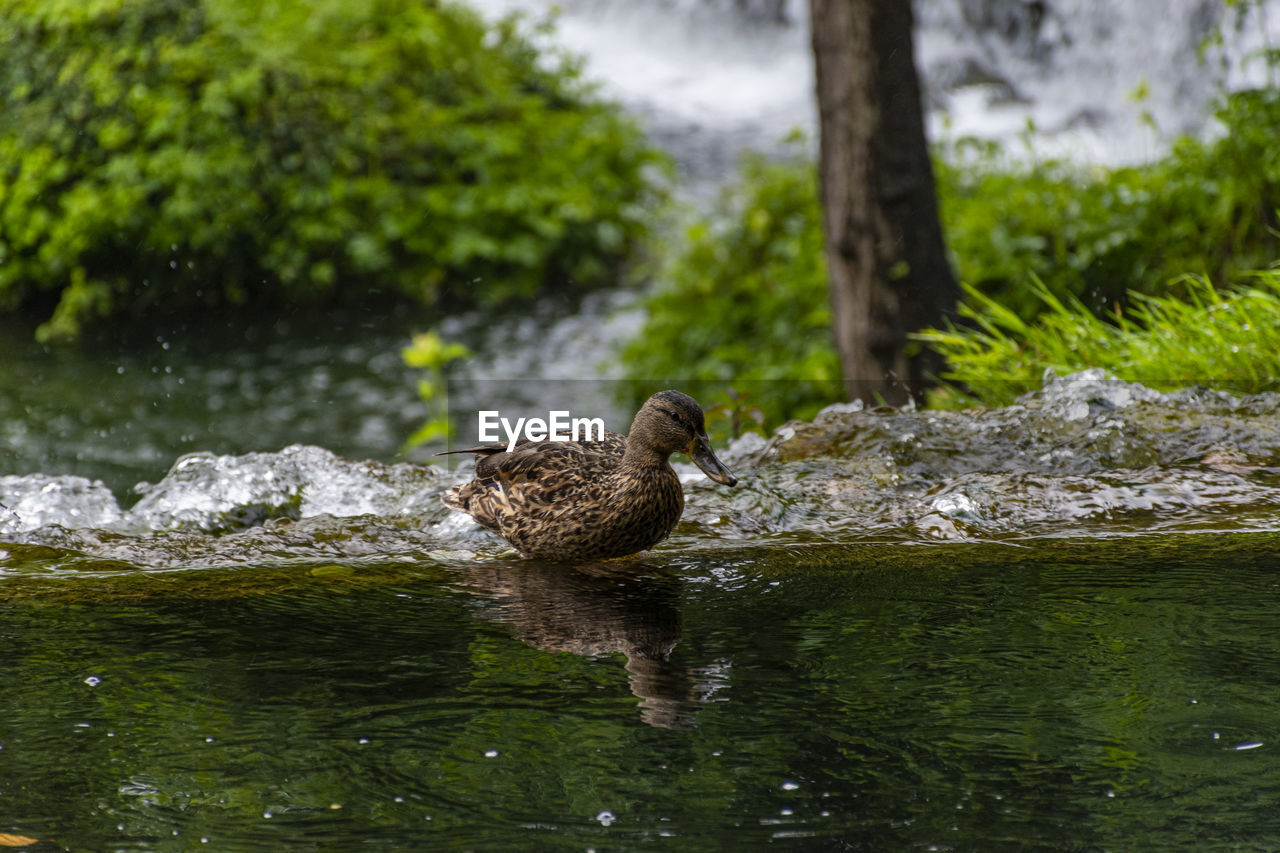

{"left": 0, "top": 295, "right": 637, "bottom": 499}
{"left": 0, "top": 312, "right": 432, "bottom": 498}
{"left": 3, "top": 536, "right": 1279, "bottom": 850}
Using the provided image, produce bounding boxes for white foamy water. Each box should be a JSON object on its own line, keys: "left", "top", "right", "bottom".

{"left": 6, "top": 372, "right": 1280, "bottom": 558}
{"left": 468, "top": 0, "right": 1280, "bottom": 175}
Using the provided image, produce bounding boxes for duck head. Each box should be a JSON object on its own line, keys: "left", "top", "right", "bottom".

{"left": 630, "top": 390, "right": 738, "bottom": 486}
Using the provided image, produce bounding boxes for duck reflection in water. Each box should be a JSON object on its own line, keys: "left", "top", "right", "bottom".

{"left": 456, "top": 559, "right": 715, "bottom": 730}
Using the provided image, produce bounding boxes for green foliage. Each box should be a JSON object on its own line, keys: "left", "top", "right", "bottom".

{"left": 935, "top": 85, "right": 1280, "bottom": 318}
{"left": 624, "top": 81, "right": 1280, "bottom": 420}
{"left": 0, "top": 0, "right": 663, "bottom": 340}
{"left": 704, "top": 387, "right": 765, "bottom": 440}
{"left": 915, "top": 270, "right": 1280, "bottom": 407}
{"left": 619, "top": 152, "right": 842, "bottom": 429}
{"left": 402, "top": 330, "right": 470, "bottom": 452}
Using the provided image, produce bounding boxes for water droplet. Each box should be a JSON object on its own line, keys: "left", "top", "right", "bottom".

{"left": 84, "top": 676, "right": 101, "bottom": 687}
{"left": 484, "top": 749, "right": 499, "bottom": 758}
{"left": 781, "top": 781, "right": 800, "bottom": 791}
{"left": 263, "top": 811, "right": 273, "bottom": 819}
{"left": 596, "top": 810, "right": 616, "bottom": 827}
{"left": 780, "top": 808, "right": 793, "bottom": 816}
{"left": 358, "top": 738, "right": 370, "bottom": 745}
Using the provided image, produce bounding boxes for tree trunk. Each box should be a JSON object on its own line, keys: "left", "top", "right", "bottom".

{"left": 809, "top": 0, "right": 958, "bottom": 405}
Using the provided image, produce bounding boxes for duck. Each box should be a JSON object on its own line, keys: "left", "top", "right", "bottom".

{"left": 436, "top": 390, "right": 737, "bottom": 559}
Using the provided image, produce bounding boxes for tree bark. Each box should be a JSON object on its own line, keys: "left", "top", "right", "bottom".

{"left": 809, "top": 0, "right": 958, "bottom": 405}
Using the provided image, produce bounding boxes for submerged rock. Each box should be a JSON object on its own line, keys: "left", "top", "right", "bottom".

{"left": 748, "top": 370, "right": 1280, "bottom": 476}
{"left": 677, "top": 371, "right": 1280, "bottom": 544}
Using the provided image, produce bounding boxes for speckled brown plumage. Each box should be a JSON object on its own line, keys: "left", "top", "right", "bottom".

{"left": 438, "top": 390, "right": 737, "bottom": 560}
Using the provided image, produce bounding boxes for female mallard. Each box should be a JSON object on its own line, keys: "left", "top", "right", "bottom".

{"left": 438, "top": 390, "right": 737, "bottom": 559}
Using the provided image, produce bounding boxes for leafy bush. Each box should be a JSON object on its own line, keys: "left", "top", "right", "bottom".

{"left": 618, "top": 151, "right": 842, "bottom": 430}
{"left": 935, "top": 85, "right": 1280, "bottom": 318}
{"left": 0, "top": 0, "right": 664, "bottom": 340}
{"left": 915, "top": 271, "right": 1280, "bottom": 407}
{"left": 623, "top": 82, "right": 1280, "bottom": 420}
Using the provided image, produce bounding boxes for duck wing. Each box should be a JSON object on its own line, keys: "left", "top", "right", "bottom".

{"left": 440, "top": 433, "right": 627, "bottom": 517}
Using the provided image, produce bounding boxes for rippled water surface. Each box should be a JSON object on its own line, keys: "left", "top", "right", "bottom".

{"left": 4, "top": 369, "right": 1280, "bottom": 848}
{"left": 1, "top": 536, "right": 1280, "bottom": 849}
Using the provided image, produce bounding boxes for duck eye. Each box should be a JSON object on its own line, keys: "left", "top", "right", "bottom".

{"left": 664, "top": 410, "right": 680, "bottom": 421}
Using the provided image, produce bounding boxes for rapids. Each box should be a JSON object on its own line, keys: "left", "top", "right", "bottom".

{"left": 5, "top": 372, "right": 1278, "bottom": 571}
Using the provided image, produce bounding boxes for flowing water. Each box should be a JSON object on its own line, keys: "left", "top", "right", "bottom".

{"left": 0, "top": 292, "right": 645, "bottom": 499}
{"left": 470, "top": 0, "right": 1280, "bottom": 180}
{"left": 6, "top": 1, "right": 1280, "bottom": 847}
{"left": 6, "top": 0, "right": 1278, "bottom": 496}
{"left": 4, "top": 373, "right": 1280, "bottom": 848}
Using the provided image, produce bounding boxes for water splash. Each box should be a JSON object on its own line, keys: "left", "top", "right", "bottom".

{"left": 469, "top": 0, "right": 1280, "bottom": 178}
{"left": 127, "top": 445, "right": 449, "bottom": 533}
{"left": 689, "top": 369, "right": 1280, "bottom": 542}
{"left": 4, "top": 372, "right": 1280, "bottom": 570}
{"left": 0, "top": 474, "right": 123, "bottom": 534}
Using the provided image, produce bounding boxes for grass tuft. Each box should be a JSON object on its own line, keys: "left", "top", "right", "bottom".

{"left": 916, "top": 267, "right": 1280, "bottom": 407}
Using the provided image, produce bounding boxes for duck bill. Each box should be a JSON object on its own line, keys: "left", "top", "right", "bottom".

{"left": 690, "top": 434, "right": 737, "bottom": 487}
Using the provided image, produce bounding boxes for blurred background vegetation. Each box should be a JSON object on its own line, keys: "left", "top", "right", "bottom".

{"left": 1, "top": 0, "right": 1278, "bottom": 445}
{"left": 0, "top": 0, "right": 662, "bottom": 342}
{"left": 630, "top": 80, "right": 1280, "bottom": 421}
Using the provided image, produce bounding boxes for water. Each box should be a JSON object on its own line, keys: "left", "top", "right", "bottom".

{"left": 5, "top": 370, "right": 1280, "bottom": 846}
{"left": 11, "top": 369, "right": 1278, "bottom": 540}
{"left": 7, "top": 0, "right": 1279, "bottom": 498}
{"left": 6, "top": 3, "right": 1280, "bottom": 845}
{"left": 3, "top": 536, "right": 1280, "bottom": 849}
{"left": 0, "top": 291, "right": 643, "bottom": 498}
{"left": 471, "top": 0, "right": 1280, "bottom": 178}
